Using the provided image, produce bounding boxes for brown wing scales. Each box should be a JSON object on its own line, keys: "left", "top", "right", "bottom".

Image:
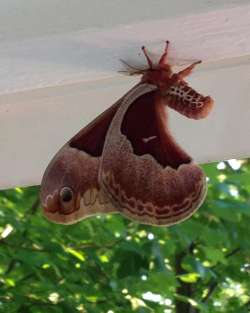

{"left": 100, "top": 84, "right": 207, "bottom": 226}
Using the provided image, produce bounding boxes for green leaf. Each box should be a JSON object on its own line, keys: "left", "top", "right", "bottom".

{"left": 202, "top": 247, "right": 227, "bottom": 265}
{"left": 64, "top": 247, "right": 86, "bottom": 262}
{"left": 178, "top": 272, "right": 200, "bottom": 283}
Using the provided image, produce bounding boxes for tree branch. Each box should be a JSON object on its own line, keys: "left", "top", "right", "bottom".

{"left": 201, "top": 247, "right": 241, "bottom": 303}
{"left": 175, "top": 243, "right": 196, "bottom": 313}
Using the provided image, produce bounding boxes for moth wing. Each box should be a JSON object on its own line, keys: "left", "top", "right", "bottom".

{"left": 99, "top": 83, "right": 207, "bottom": 226}
{"left": 41, "top": 101, "right": 120, "bottom": 224}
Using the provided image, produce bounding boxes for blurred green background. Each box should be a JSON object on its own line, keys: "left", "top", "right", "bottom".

{"left": 0, "top": 160, "right": 249, "bottom": 313}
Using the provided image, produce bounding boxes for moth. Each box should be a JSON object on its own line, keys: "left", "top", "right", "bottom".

{"left": 40, "top": 41, "right": 214, "bottom": 226}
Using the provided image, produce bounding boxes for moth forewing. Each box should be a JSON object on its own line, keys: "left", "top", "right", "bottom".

{"left": 40, "top": 101, "right": 121, "bottom": 224}
{"left": 40, "top": 84, "right": 148, "bottom": 224}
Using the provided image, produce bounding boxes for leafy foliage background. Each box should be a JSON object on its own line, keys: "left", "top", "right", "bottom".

{"left": 0, "top": 160, "right": 249, "bottom": 313}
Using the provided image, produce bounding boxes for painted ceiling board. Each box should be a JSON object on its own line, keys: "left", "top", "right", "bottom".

{"left": 0, "top": 3, "right": 250, "bottom": 189}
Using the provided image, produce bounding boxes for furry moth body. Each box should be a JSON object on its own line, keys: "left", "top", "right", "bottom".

{"left": 40, "top": 42, "right": 214, "bottom": 225}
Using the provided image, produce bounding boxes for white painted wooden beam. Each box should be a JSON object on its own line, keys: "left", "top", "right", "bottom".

{"left": 0, "top": 5, "right": 250, "bottom": 94}
{"left": 0, "top": 0, "right": 249, "bottom": 42}
{"left": 0, "top": 4, "right": 250, "bottom": 189}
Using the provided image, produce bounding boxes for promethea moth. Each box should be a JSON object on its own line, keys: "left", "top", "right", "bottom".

{"left": 40, "top": 41, "right": 214, "bottom": 225}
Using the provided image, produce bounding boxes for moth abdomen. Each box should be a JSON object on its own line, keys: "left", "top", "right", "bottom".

{"left": 165, "top": 81, "right": 214, "bottom": 119}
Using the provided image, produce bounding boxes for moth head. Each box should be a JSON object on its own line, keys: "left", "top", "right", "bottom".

{"left": 40, "top": 147, "right": 82, "bottom": 221}
{"left": 120, "top": 42, "right": 202, "bottom": 90}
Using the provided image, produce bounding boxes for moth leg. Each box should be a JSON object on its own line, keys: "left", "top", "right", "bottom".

{"left": 176, "top": 60, "right": 202, "bottom": 80}
{"left": 119, "top": 59, "right": 144, "bottom": 76}
{"left": 159, "top": 40, "right": 170, "bottom": 65}
{"left": 141, "top": 46, "right": 153, "bottom": 69}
